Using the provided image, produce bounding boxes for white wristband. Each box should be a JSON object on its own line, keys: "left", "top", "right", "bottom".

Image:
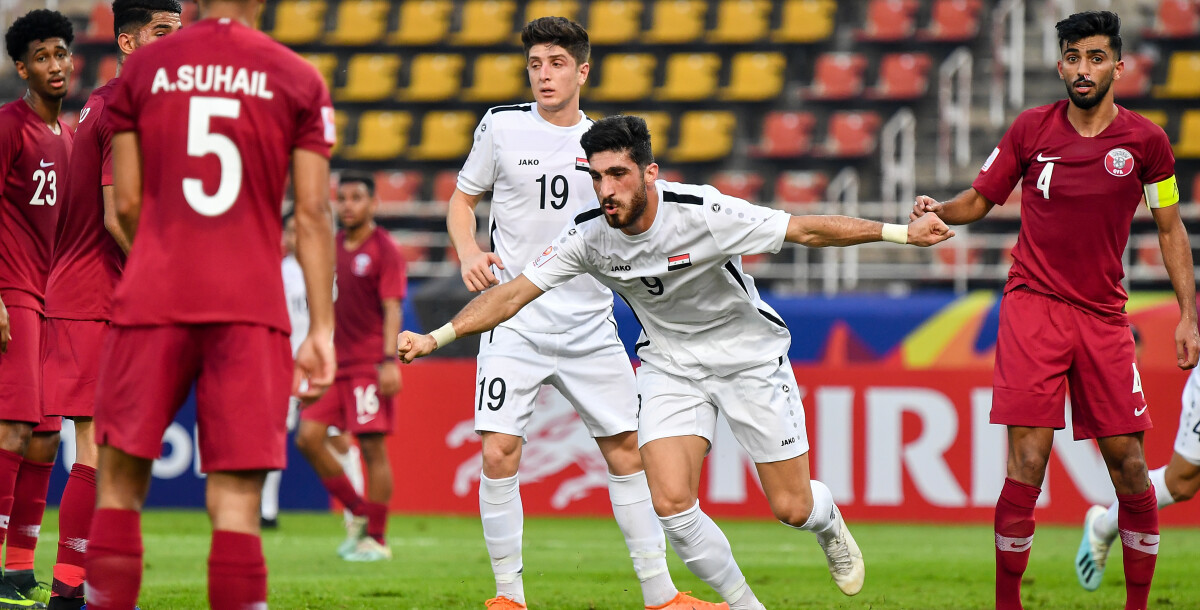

{"left": 881, "top": 223, "right": 908, "bottom": 245}
{"left": 430, "top": 322, "right": 457, "bottom": 349}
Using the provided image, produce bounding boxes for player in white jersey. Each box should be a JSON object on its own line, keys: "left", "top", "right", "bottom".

{"left": 408, "top": 115, "right": 954, "bottom": 608}
{"left": 445, "top": 18, "right": 712, "bottom": 610}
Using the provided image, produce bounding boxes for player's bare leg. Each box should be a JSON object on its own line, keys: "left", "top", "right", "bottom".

{"left": 1093, "top": 433, "right": 1157, "bottom": 610}
{"left": 295, "top": 420, "right": 369, "bottom": 557}
{"left": 49, "top": 419, "right": 95, "bottom": 610}
{"left": 325, "top": 430, "right": 364, "bottom": 526}
{"left": 85, "top": 446, "right": 152, "bottom": 610}
{"left": 345, "top": 433, "right": 391, "bottom": 561}
{"left": 995, "top": 426, "right": 1052, "bottom": 610}
{"left": 478, "top": 432, "right": 526, "bottom": 607}
{"left": 4, "top": 431, "right": 58, "bottom": 603}
{"left": 206, "top": 471, "right": 269, "bottom": 608}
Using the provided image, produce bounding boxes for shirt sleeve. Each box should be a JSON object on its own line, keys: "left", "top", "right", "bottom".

{"left": 377, "top": 235, "right": 407, "bottom": 300}
{"left": 704, "top": 190, "right": 790, "bottom": 256}
{"left": 521, "top": 222, "right": 590, "bottom": 292}
{"left": 456, "top": 111, "right": 496, "bottom": 196}
{"left": 971, "top": 117, "right": 1027, "bottom": 206}
{"left": 1140, "top": 122, "right": 1178, "bottom": 209}
{"left": 98, "top": 102, "right": 114, "bottom": 186}
{"left": 292, "top": 64, "right": 335, "bottom": 158}
{"left": 0, "top": 111, "right": 23, "bottom": 192}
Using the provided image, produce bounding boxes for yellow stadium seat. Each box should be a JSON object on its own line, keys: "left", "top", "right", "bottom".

{"left": 335, "top": 54, "right": 401, "bottom": 103}
{"left": 622, "top": 111, "right": 671, "bottom": 157}
{"left": 398, "top": 53, "right": 465, "bottom": 102}
{"left": 324, "top": 0, "right": 389, "bottom": 45}
{"left": 452, "top": 0, "right": 517, "bottom": 46}
{"left": 708, "top": 0, "right": 771, "bottom": 43}
{"left": 587, "top": 0, "right": 643, "bottom": 45}
{"left": 300, "top": 53, "right": 338, "bottom": 91}
{"left": 1153, "top": 51, "right": 1200, "bottom": 98}
{"left": 388, "top": 0, "right": 453, "bottom": 44}
{"left": 588, "top": 53, "right": 656, "bottom": 102}
{"left": 720, "top": 52, "right": 786, "bottom": 101}
{"left": 645, "top": 0, "right": 707, "bottom": 44}
{"left": 668, "top": 111, "right": 736, "bottom": 162}
{"left": 266, "top": 0, "right": 327, "bottom": 45}
{"left": 1175, "top": 111, "right": 1200, "bottom": 158}
{"left": 525, "top": 0, "right": 580, "bottom": 23}
{"left": 655, "top": 53, "right": 721, "bottom": 101}
{"left": 463, "top": 54, "right": 527, "bottom": 102}
{"left": 410, "top": 111, "right": 478, "bottom": 160}
{"left": 773, "top": 0, "right": 837, "bottom": 43}
{"left": 344, "top": 111, "right": 412, "bottom": 161}
{"left": 331, "top": 110, "right": 349, "bottom": 157}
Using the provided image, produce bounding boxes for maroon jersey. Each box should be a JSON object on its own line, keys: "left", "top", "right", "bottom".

{"left": 107, "top": 18, "right": 335, "bottom": 332}
{"left": 334, "top": 227, "right": 406, "bottom": 374}
{"left": 972, "top": 101, "right": 1175, "bottom": 320}
{"left": 0, "top": 100, "right": 73, "bottom": 313}
{"left": 46, "top": 79, "right": 124, "bottom": 321}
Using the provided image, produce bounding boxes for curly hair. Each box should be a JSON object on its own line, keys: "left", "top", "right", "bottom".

{"left": 5, "top": 9, "right": 74, "bottom": 64}
{"left": 113, "top": 0, "right": 183, "bottom": 40}
{"left": 581, "top": 115, "right": 655, "bottom": 170}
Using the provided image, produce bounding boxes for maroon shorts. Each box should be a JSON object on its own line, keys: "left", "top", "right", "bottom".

{"left": 0, "top": 307, "right": 60, "bottom": 432}
{"left": 991, "top": 288, "right": 1149, "bottom": 440}
{"left": 95, "top": 323, "right": 292, "bottom": 471}
{"left": 42, "top": 318, "right": 108, "bottom": 418}
{"left": 300, "top": 370, "right": 394, "bottom": 436}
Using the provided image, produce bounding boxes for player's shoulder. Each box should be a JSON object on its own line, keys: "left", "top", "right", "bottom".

{"left": 0, "top": 99, "right": 28, "bottom": 124}
{"left": 1118, "top": 106, "right": 1170, "bottom": 140}
{"left": 1011, "top": 101, "right": 1065, "bottom": 130}
{"left": 660, "top": 179, "right": 744, "bottom": 218}
{"left": 482, "top": 102, "right": 535, "bottom": 126}
{"left": 372, "top": 226, "right": 402, "bottom": 255}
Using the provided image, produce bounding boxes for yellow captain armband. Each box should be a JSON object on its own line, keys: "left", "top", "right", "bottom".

{"left": 1144, "top": 175, "right": 1180, "bottom": 209}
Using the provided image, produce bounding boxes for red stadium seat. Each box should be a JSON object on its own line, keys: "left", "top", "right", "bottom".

{"left": 855, "top": 0, "right": 919, "bottom": 42}
{"left": 773, "top": 171, "right": 829, "bottom": 210}
{"left": 96, "top": 55, "right": 119, "bottom": 88}
{"left": 69, "top": 56, "right": 86, "bottom": 99}
{"left": 868, "top": 53, "right": 932, "bottom": 100}
{"left": 433, "top": 169, "right": 461, "bottom": 203}
{"left": 658, "top": 169, "right": 686, "bottom": 184}
{"left": 1113, "top": 53, "right": 1153, "bottom": 99}
{"left": 84, "top": 1, "right": 114, "bottom": 42}
{"left": 710, "top": 171, "right": 764, "bottom": 202}
{"left": 374, "top": 170, "right": 424, "bottom": 213}
{"left": 751, "top": 111, "right": 816, "bottom": 158}
{"left": 820, "top": 111, "right": 882, "bottom": 158}
{"left": 1143, "top": 0, "right": 1200, "bottom": 39}
{"left": 180, "top": 2, "right": 199, "bottom": 27}
{"left": 393, "top": 233, "right": 431, "bottom": 263}
{"left": 919, "top": 0, "right": 982, "bottom": 41}
{"left": 807, "top": 53, "right": 868, "bottom": 101}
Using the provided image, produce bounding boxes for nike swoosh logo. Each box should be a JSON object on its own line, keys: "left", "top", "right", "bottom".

{"left": 39, "top": 160, "right": 54, "bottom": 168}
{"left": 1134, "top": 406, "right": 1148, "bottom": 416}
{"left": 1139, "top": 537, "right": 1158, "bottom": 547}
{"left": 1036, "top": 153, "right": 1061, "bottom": 162}
{"left": 1012, "top": 540, "right": 1031, "bottom": 550}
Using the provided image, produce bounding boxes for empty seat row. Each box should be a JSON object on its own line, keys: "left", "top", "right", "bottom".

{"left": 855, "top": 0, "right": 983, "bottom": 43}
{"left": 751, "top": 111, "right": 884, "bottom": 158}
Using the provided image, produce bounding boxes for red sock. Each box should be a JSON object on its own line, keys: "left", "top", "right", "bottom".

{"left": 5, "top": 458, "right": 53, "bottom": 570}
{"left": 208, "top": 530, "right": 267, "bottom": 610}
{"left": 995, "top": 477, "right": 1040, "bottom": 610}
{"left": 0, "top": 449, "right": 24, "bottom": 550}
{"left": 321, "top": 474, "right": 365, "bottom": 515}
{"left": 365, "top": 502, "right": 388, "bottom": 544}
{"left": 52, "top": 463, "right": 97, "bottom": 599}
{"left": 1118, "top": 486, "right": 1159, "bottom": 610}
{"left": 85, "top": 508, "right": 143, "bottom": 610}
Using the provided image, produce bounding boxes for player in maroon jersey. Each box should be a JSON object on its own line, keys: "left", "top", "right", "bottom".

{"left": 297, "top": 171, "right": 406, "bottom": 562}
{"left": 0, "top": 9, "right": 75, "bottom": 609}
{"left": 911, "top": 11, "right": 1197, "bottom": 610}
{"left": 42, "top": 2, "right": 181, "bottom": 608}
{"left": 85, "top": 0, "right": 337, "bottom": 606}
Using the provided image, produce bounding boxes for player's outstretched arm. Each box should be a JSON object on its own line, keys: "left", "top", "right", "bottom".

{"left": 112, "top": 132, "right": 143, "bottom": 242}
{"left": 1151, "top": 204, "right": 1200, "bottom": 369}
{"left": 398, "top": 273, "right": 544, "bottom": 363}
{"left": 910, "top": 188, "right": 995, "bottom": 225}
{"left": 101, "top": 185, "right": 132, "bottom": 254}
{"left": 292, "top": 148, "right": 337, "bottom": 401}
{"left": 447, "top": 187, "right": 505, "bottom": 292}
{"left": 784, "top": 212, "right": 954, "bottom": 248}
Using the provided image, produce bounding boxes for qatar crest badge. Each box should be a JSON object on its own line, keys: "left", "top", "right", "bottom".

{"left": 1104, "top": 148, "right": 1134, "bottom": 177}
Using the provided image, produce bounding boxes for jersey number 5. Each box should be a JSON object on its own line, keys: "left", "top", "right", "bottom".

{"left": 184, "top": 96, "right": 243, "bottom": 216}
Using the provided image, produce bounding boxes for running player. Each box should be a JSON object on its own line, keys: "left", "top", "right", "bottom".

{"left": 42, "top": 2, "right": 181, "bottom": 607}
{"left": 402, "top": 115, "right": 955, "bottom": 609}
{"left": 910, "top": 11, "right": 1197, "bottom": 610}
{"left": 84, "top": 0, "right": 337, "bottom": 606}
{"left": 447, "top": 17, "right": 719, "bottom": 610}
{"left": 0, "top": 9, "right": 75, "bottom": 609}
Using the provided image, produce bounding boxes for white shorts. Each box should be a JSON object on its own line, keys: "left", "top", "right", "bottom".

{"left": 636, "top": 356, "right": 808, "bottom": 463}
{"left": 475, "top": 322, "right": 639, "bottom": 439}
{"left": 1172, "top": 374, "right": 1200, "bottom": 465}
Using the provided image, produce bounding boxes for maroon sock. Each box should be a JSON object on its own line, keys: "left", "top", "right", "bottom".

{"left": 321, "top": 474, "right": 365, "bottom": 515}
{"left": 1118, "top": 486, "right": 1159, "bottom": 610}
{"left": 52, "top": 464, "right": 97, "bottom": 598}
{"left": 85, "top": 508, "right": 143, "bottom": 610}
{"left": 995, "top": 477, "right": 1040, "bottom": 610}
{"left": 365, "top": 502, "right": 388, "bottom": 544}
{"left": 5, "top": 458, "right": 53, "bottom": 570}
{"left": 0, "top": 449, "right": 24, "bottom": 550}
{"left": 208, "top": 530, "right": 267, "bottom": 610}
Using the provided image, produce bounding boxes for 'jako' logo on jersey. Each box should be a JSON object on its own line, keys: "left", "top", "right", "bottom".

{"left": 518, "top": 159, "right": 539, "bottom": 166}
{"left": 353, "top": 253, "right": 372, "bottom": 276}
{"left": 1105, "top": 148, "right": 1135, "bottom": 177}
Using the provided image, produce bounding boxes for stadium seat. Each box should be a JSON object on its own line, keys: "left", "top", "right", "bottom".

{"left": 587, "top": 0, "right": 644, "bottom": 45}
{"left": 343, "top": 111, "right": 412, "bottom": 161}
{"left": 463, "top": 54, "right": 527, "bottom": 102}
{"left": 1114, "top": 53, "right": 1153, "bottom": 99}
{"left": 398, "top": 54, "right": 466, "bottom": 102}
{"left": 774, "top": 170, "right": 829, "bottom": 208}
{"left": 433, "top": 169, "right": 462, "bottom": 202}
{"left": 388, "top": 0, "right": 453, "bottom": 45}
{"left": 69, "top": 56, "right": 85, "bottom": 99}
{"left": 409, "top": 111, "right": 478, "bottom": 160}
{"left": 1132, "top": 109, "right": 1168, "bottom": 128}
{"left": 667, "top": 111, "right": 736, "bottom": 162}
{"left": 720, "top": 52, "right": 786, "bottom": 101}
{"left": 84, "top": 1, "right": 115, "bottom": 42}
{"left": 266, "top": 0, "right": 327, "bottom": 45}
{"left": 393, "top": 232, "right": 431, "bottom": 263}
{"left": 1153, "top": 51, "right": 1200, "bottom": 98}
{"left": 708, "top": 0, "right": 772, "bottom": 43}
{"left": 867, "top": 53, "right": 932, "bottom": 100}
{"left": 711, "top": 171, "right": 765, "bottom": 201}
{"left": 658, "top": 169, "right": 686, "bottom": 183}
{"left": 374, "top": 170, "right": 424, "bottom": 214}
{"left": 96, "top": 54, "right": 119, "bottom": 88}
{"left": 645, "top": 0, "right": 708, "bottom": 44}
{"left": 588, "top": 54, "right": 656, "bottom": 102}
{"left": 525, "top": 0, "right": 580, "bottom": 23}
{"left": 807, "top": 53, "right": 868, "bottom": 100}
{"left": 919, "top": 0, "right": 982, "bottom": 41}
{"left": 331, "top": 110, "right": 349, "bottom": 157}
{"left": 751, "top": 111, "right": 816, "bottom": 158}
{"left": 1174, "top": 111, "right": 1200, "bottom": 158}
{"left": 324, "top": 0, "right": 389, "bottom": 44}
{"left": 1144, "top": 0, "right": 1200, "bottom": 39}
{"left": 655, "top": 53, "right": 721, "bottom": 101}
{"left": 1193, "top": 172, "right": 1200, "bottom": 203}
{"left": 772, "top": 0, "right": 837, "bottom": 43}
{"left": 335, "top": 54, "right": 401, "bottom": 103}
{"left": 452, "top": 0, "right": 518, "bottom": 46}
{"left": 301, "top": 53, "right": 338, "bottom": 91}
{"left": 856, "top": 0, "right": 919, "bottom": 41}
{"left": 180, "top": 2, "right": 199, "bottom": 27}
{"left": 821, "top": 111, "right": 882, "bottom": 158}
{"left": 623, "top": 111, "right": 672, "bottom": 157}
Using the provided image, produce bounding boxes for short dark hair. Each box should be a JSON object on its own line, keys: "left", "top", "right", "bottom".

{"left": 580, "top": 115, "right": 655, "bottom": 169}
{"left": 5, "top": 9, "right": 73, "bottom": 64}
{"left": 1056, "top": 11, "right": 1122, "bottom": 60}
{"left": 521, "top": 16, "right": 589, "bottom": 67}
{"left": 113, "top": 0, "right": 182, "bottom": 40}
{"left": 338, "top": 170, "right": 375, "bottom": 197}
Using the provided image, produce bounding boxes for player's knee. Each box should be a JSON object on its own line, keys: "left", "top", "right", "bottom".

{"left": 0, "top": 422, "right": 33, "bottom": 454}
{"left": 357, "top": 435, "right": 388, "bottom": 462}
{"left": 651, "top": 489, "right": 697, "bottom": 518}
{"left": 771, "top": 496, "right": 815, "bottom": 528}
{"left": 1172, "top": 483, "right": 1197, "bottom": 502}
{"left": 480, "top": 437, "right": 521, "bottom": 476}
{"left": 294, "top": 427, "right": 323, "bottom": 454}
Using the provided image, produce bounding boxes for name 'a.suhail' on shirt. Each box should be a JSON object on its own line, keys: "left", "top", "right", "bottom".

{"left": 149, "top": 65, "right": 274, "bottom": 99}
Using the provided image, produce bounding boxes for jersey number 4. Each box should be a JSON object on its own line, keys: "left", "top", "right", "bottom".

{"left": 1036, "top": 162, "right": 1054, "bottom": 199}
{"left": 184, "top": 96, "right": 243, "bottom": 217}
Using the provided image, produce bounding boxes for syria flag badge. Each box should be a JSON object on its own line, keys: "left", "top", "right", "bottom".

{"left": 575, "top": 157, "right": 589, "bottom": 172}
{"left": 667, "top": 253, "right": 691, "bottom": 271}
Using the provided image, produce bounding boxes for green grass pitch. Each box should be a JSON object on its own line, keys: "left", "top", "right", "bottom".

{"left": 33, "top": 509, "right": 1200, "bottom": 608}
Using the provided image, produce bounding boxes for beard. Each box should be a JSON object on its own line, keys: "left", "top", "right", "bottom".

{"left": 603, "top": 180, "right": 649, "bottom": 230}
{"left": 1064, "top": 75, "right": 1112, "bottom": 110}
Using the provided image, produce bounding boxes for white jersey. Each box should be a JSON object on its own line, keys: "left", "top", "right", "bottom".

{"left": 282, "top": 254, "right": 309, "bottom": 357}
{"left": 457, "top": 102, "right": 615, "bottom": 335}
{"left": 523, "top": 180, "right": 793, "bottom": 380}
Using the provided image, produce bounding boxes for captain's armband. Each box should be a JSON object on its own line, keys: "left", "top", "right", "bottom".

{"left": 1144, "top": 175, "right": 1180, "bottom": 210}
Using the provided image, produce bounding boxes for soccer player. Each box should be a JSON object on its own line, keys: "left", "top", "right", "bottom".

{"left": 0, "top": 9, "right": 75, "bottom": 609}
{"left": 402, "top": 115, "right": 954, "bottom": 609}
{"left": 84, "top": 0, "right": 338, "bottom": 606}
{"left": 296, "top": 171, "right": 405, "bottom": 562}
{"left": 42, "top": 2, "right": 181, "bottom": 607}
{"left": 909, "top": 11, "right": 1198, "bottom": 610}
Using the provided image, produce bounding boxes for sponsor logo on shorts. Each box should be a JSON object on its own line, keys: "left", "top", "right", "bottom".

{"left": 1134, "top": 405, "right": 1148, "bottom": 417}
{"left": 667, "top": 253, "right": 691, "bottom": 271}
{"left": 611, "top": 264, "right": 631, "bottom": 271}
{"left": 781, "top": 437, "right": 796, "bottom": 447}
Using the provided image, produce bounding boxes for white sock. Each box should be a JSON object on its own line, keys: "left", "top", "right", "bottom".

{"left": 658, "top": 501, "right": 758, "bottom": 607}
{"left": 1150, "top": 465, "right": 1175, "bottom": 508}
{"left": 798, "top": 480, "right": 838, "bottom": 543}
{"left": 608, "top": 471, "right": 676, "bottom": 607}
{"left": 330, "top": 443, "right": 364, "bottom": 524}
{"left": 1096, "top": 466, "right": 1175, "bottom": 544}
{"left": 480, "top": 473, "right": 524, "bottom": 604}
{"left": 261, "top": 470, "right": 281, "bottom": 520}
